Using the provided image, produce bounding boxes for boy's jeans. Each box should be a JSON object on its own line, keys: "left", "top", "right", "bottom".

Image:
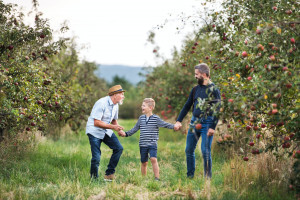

{"left": 185, "top": 116, "right": 214, "bottom": 178}
{"left": 88, "top": 133, "right": 123, "bottom": 178}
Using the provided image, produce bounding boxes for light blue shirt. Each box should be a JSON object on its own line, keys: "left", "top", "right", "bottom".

{"left": 85, "top": 96, "right": 119, "bottom": 139}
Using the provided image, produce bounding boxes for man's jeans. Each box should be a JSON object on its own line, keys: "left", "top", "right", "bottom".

{"left": 185, "top": 116, "right": 214, "bottom": 178}
{"left": 88, "top": 133, "right": 123, "bottom": 178}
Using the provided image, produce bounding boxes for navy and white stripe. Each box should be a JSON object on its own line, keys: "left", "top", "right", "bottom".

{"left": 125, "top": 114, "right": 174, "bottom": 147}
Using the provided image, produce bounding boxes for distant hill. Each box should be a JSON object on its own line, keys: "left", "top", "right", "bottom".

{"left": 94, "top": 65, "right": 150, "bottom": 85}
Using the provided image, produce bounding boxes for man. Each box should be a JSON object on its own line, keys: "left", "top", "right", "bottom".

{"left": 86, "top": 85, "right": 125, "bottom": 181}
{"left": 175, "top": 63, "right": 221, "bottom": 179}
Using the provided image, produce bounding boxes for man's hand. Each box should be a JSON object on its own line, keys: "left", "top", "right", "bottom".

{"left": 207, "top": 128, "right": 215, "bottom": 136}
{"left": 112, "top": 125, "right": 124, "bottom": 132}
{"left": 118, "top": 130, "right": 126, "bottom": 137}
{"left": 174, "top": 121, "right": 182, "bottom": 131}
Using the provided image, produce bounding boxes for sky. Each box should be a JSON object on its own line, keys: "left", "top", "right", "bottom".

{"left": 4, "top": 0, "right": 207, "bottom": 67}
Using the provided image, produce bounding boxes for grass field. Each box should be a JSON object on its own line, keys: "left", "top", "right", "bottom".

{"left": 0, "top": 119, "right": 295, "bottom": 199}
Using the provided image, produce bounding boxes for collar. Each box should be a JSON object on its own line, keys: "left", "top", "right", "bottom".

{"left": 108, "top": 96, "right": 114, "bottom": 106}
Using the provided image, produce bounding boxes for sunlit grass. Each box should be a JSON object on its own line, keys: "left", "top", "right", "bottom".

{"left": 0, "top": 119, "right": 295, "bottom": 199}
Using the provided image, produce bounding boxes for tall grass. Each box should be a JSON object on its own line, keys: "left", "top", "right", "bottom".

{"left": 0, "top": 119, "right": 296, "bottom": 199}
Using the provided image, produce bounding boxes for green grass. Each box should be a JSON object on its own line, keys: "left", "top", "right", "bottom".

{"left": 0, "top": 119, "right": 296, "bottom": 199}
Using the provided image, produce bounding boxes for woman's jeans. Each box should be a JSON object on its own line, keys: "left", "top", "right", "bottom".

{"left": 185, "top": 116, "right": 214, "bottom": 178}
{"left": 88, "top": 133, "right": 123, "bottom": 178}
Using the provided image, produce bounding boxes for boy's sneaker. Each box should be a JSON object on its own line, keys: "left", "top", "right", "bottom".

{"left": 154, "top": 177, "right": 160, "bottom": 181}
{"left": 104, "top": 174, "right": 115, "bottom": 181}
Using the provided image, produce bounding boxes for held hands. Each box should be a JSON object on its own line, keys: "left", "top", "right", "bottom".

{"left": 174, "top": 121, "right": 182, "bottom": 131}
{"left": 118, "top": 130, "right": 126, "bottom": 137}
{"left": 112, "top": 125, "right": 124, "bottom": 132}
{"left": 207, "top": 128, "right": 215, "bottom": 136}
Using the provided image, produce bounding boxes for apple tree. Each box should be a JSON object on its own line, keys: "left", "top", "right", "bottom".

{"left": 144, "top": 0, "right": 299, "bottom": 159}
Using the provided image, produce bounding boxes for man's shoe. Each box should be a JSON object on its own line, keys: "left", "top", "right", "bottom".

{"left": 104, "top": 174, "right": 115, "bottom": 181}
{"left": 155, "top": 177, "right": 160, "bottom": 181}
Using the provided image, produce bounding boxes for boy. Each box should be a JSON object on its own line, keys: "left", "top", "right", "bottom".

{"left": 119, "top": 98, "right": 179, "bottom": 181}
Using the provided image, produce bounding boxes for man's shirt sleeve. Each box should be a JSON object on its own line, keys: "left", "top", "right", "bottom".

{"left": 90, "top": 100, "right": 105, "bottom": 121}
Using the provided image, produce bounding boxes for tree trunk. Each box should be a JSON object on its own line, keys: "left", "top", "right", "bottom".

{"left": 0, "top": 128, "right": 3, "bottom": 142}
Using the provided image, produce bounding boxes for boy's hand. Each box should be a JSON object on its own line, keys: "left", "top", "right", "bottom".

{"left": 118, "top": 130, "right": 126, "bottom": 137}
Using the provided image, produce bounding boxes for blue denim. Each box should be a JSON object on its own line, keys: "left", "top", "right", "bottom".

{"left": 185, "top": 116, "right": 214, "bottom": 178}
{"left": 88, "top": 133, "right": 123, "bottom": 178}
{"left": 139, "top": 145, "right": 157, "bottom": 163}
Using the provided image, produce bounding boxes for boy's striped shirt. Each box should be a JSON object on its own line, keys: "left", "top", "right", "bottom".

{"left": 125, "top": 114, "right": 174, "bottom": 147}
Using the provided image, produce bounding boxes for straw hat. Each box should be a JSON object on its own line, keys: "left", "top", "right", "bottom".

{"left": 108, "top": 85, "right": 125, "bottom": 96}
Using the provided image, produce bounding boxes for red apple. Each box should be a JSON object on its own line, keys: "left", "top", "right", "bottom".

{"left": 282, "top": 66, "right": 288, "bottom": 71}
{"left": 269, "top": 55, "right": 275, "bottom": 61}
{"left": 286, "top": 83, "right": 292, "bottom": 88}
{"left": 249, "top": 142, "right": 255, "bottom": 146}
{"left": 195, "top": 123, "right": 202, "bottom": 130}
{"left": 284, "top": 136, "right": 290, "bottom": 141}
{"left": 289, "top": 133, "right": 295, "bottom": 138}
{"left": 275, "top": 93, "right": 281, "bottom": 98}
{"left": 256, "top": 29, "right": 261, "bottom": 34}
{"left": 261, "top": 124, "right": 266, "bottom": 128}
{"left": 246, "top": 125, "right": 251, "bottom": 131}
{"left": 285, "top": 10, "right": 292, "bottom": 15}
{"left": 247, "top": 76, "right": 252, "bottom": 81}
{"left": 243, "top": 157, "right": 249, "bottom": 161}
{"left": 291, "top": 38, "right": 295, "bottom": 44}
{"left": 242, "top": 51, "right": 248, "bottom": 57}
{"left": 277, "top": 122, "right": 284, "bottom": 126}
{"left": 272, "top": 109, "right": 278, "bottom": 114}
{"left": 282, "top": 142, "right": 291, "bottom": 148}
{"left": 8, "top": 45, "right": 14, "bottom": 50}
{"left": 272, "top": 6, "right": 277, "bottom": 11}
{"left": 228, "top": 99, "right": 234, "bottom": 103}
{"left": 182, "top": 63, "right": 186, "bottom": 67}
{"left": 257, "top": 44, "right": 264, "bottom": 51}
{"left": 256, "top": 134, "right": 261, "bottom": 139}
